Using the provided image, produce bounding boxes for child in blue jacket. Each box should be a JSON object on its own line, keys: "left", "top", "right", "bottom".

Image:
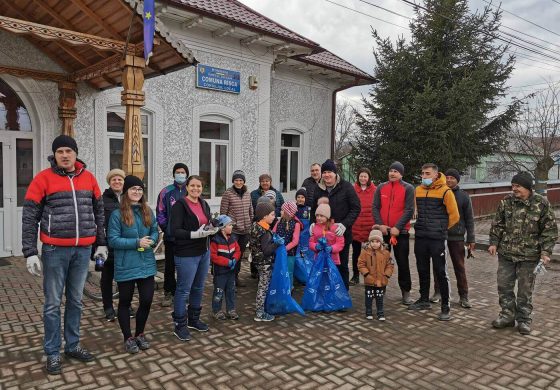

{"left": 108, "top": 176, "right": 159, "bottom": 354}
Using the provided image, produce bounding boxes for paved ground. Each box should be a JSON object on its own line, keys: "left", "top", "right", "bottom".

{"left": 1, "top": 249, "right": 559, "bottom": 390}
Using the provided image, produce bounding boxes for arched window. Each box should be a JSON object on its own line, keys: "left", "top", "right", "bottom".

{"left": 0, "top": 78, "right": 32, "bottom": 132}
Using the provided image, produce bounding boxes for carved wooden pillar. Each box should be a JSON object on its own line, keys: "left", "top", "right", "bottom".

{"left": 58, "top": 81, "right": 77, "bottom": 137}
{"left": 121, "top": 55, "right": 145, "bottom": 179}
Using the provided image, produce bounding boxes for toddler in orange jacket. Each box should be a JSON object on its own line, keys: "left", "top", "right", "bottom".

{"left": 358, "top": 229, "right": 394, "bottom": 320}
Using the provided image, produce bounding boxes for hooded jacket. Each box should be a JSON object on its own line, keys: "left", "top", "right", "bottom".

{"left": 357, "top": 245, "right": 394, "bottom": 287}
{"left": 22, "top": 156, "right": 105, "bottom": 258}
{"left": 414, "top": 172, "right": 460, "bottom": 240}
{"left": 352, "top": 182, "right": 377, "bottom": 242}
{"left": 107, "top": 205, "right": 158, "bottom": 282}
{"left": 447, "top": 186, "right": 475, "bottom": 242}
{"left": 210, "top": 232, "right": 241, "bottom": 275}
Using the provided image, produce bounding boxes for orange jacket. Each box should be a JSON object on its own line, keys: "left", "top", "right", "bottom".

{"left": 357, "top": 246, "right": 394, "bottom": 287}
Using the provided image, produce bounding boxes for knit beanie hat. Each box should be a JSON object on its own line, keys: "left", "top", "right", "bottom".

{"left": 389, "top": 161, "right": 404, "bottom": 176}
{"left": 282, "top": 201, "right": 297, "bottom": 218}
{"left": 172, "top": 163, "right": 189, "bottom": 176}
{"left": 106, "top": 168, "right": 126, "bottom": 184}
{"left": 232, "top": 170, "right": 246, "bottom": 183}
{"left": 257, "top": 195, "right": 273, "bottom": 205}
{"left": 369, "top": 229, "right": 383, "bottom": 242}
{"left": 264, "top": 190, "right": 277, "bottom": 201}
{"left": 255, "top": 201, "right": 275, "bottom": 221}
{"left": 445, "top": 168, "right": 461, "bottom": 183}
{"left": 295, "top": 187, "right": 307, "bottom": 199}
{"left": 216, "top": 214, "right": 234, "bottom": 228}
{"left": 321, "top": 159, "right": 337, "bottom": 174}
{"left": 259, "top": 173, "right": 272, "bottom": 182}
{"left": 52, "top": 134, "right": 78, "bottom": 154}
{"left": 122, "top": 175, "right": 145, "bottom": 194}
{"left": 315, "top": 203, "right": 331, "bottom": 219}
{"left": 511, "top": 171, "right": 534, "bottom": 190}
{"left": 317, "top": 196, "right": 329, "bottom": 205}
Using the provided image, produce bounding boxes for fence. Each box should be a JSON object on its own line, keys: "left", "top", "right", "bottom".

{"left": 462, "top": 179, "right": 560, "bottom": 217}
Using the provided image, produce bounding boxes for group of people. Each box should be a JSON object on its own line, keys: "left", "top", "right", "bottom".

{"left": 21, "top": 134, "right": 557, "bottom": 375}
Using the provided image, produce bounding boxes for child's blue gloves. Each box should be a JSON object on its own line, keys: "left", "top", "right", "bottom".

{"left": 325, "top": 245, "right": 333, "bottom": 253}
{"left": 272, "top": 234, "right": 285, "bottom": 245}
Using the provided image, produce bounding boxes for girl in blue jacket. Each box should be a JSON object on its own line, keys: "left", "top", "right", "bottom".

{"left": 108, "top": 175, "right": 158, "bottom": 354}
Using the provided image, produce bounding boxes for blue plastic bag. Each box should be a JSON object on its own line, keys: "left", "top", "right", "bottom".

{"left": 265, "top": 245, "right": 305, "bottom": 316}
{"left": 301, "top": 249, "right": 352, "bottom": 312}
{"left": 294, "top": 219, "right": 312, "bottom": 284}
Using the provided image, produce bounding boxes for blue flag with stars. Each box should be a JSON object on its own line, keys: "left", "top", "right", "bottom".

{"left": 143, "top": 0, "right": 155, "bottom": 63}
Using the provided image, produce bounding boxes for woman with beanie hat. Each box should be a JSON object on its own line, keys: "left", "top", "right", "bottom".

{"left": 272, "top": 201, "right": 302, "bottom": 287}
{"left": 220, "top": 170, "right": 254, "bottom": 287}
{"left": 107, "top": 176, "right": 159, "bottom": 354}
{"left": 98, "top": 168, "right": 129, "bottom": 322}
{"left": 350, "top": 168, "right": 377, "bottom": 286}
{"left": 249, "top": 201, "right": 283, "bottom": 321}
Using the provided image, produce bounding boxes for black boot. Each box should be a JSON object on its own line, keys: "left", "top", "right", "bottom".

{"left": 172, "top": 312, "right": 190, "bottom": 341}
{"left": 364, "top": 287, "right": 374, "bottom": 319}
{"left": 187, "top": 306, "right": 209, "bottom": 332}
{"left": 374, "top": 287, "right": 386, "bottom": 321}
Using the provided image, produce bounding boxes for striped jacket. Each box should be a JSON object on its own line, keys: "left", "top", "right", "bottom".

{"left": 210, "top": 233, "right": 241, "bottom": 275}
{"left": 220, "top": 186, "right": 253, "bottom": 235}
{"left": 22, "top": 156, "right": 105, "bottom": 258}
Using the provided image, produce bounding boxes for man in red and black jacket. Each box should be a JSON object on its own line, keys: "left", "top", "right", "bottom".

{"left": 372, "top": 162, "right": 415, "bottom": 305}
{"left": 22, "top": 135, "right": 107, "bottom": 375}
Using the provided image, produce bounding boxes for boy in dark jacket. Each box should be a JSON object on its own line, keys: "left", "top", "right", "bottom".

{"left": 210, "top": 215, "right": 241, "bottom": 320}
{"left": 249, "top": 202, "right": 283, "bottom": 322}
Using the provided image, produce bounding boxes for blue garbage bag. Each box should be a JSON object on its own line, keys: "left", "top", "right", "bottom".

{"left": 294, "top": 219, "right": 312, "bottom": 284}
{"left": 301, "top": 249, "right": 352, "bottom": 312}
{"left": 265, "top": 245, "right": 305, "bottom": 316}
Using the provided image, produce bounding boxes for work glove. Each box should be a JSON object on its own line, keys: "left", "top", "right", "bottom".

{"left": 26, "top": 255, "right": 42, "bottom": 276}
{"left": 93, "top": 246, "right": 108, "bottom": 260}
{"left": 389, "top": 236, "right": 398, "bottom": 246}
{"left": 273, "top": 234, "right": 285, "bottom": 245}
{"left": 309, "top": 223, "right": 315, "bottom": 235}
{"left": 228, "top": 259, "right": 236, "bottom": 270}
{"left": 191, "top": 225, "right": 218, "bottom": 239}
{"left": 335, "top": 223, "right": 346, "bottom": 237}
{"left": 325, "top": 245, "right": 333, "bottom": 253}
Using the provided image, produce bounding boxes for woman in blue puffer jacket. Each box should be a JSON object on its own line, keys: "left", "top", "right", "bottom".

{"left": 108, "top": 175, "right": 158, "bottom": 355}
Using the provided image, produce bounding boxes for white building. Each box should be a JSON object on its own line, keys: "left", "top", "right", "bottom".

{"left": 0, "top": 0, "right": 373, "bottom": 257}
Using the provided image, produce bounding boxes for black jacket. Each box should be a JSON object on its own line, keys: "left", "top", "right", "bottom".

{"left": 301, "top": 176, "right": 320, "bottom": 208}
{"left": 170, "top": 197, "right": 212, "bottom": 257}
{"left": 311, "top": 175, "right": 361, "bottom": 242}
{"left": 101, "top": 188, "right": 121, "bottom": 260}
{"left": 447, "top": 186, "right": 475, "bottom": 242}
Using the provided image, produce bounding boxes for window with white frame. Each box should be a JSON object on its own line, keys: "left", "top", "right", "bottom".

{"left": 106, "top": 110, "right": 152, "bottom": 200}
{"left": 279, "top": 131, "right": 301, "bottom": 193}
{"left": 199, "top": 119, "right": 230, "bottom": 199}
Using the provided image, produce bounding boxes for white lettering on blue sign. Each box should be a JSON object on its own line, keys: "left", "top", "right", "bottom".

{"left": 196, "top": 64, "right": 241, "bottom": 94}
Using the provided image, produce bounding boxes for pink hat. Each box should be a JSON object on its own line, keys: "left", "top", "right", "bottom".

{"left": 315, "top": 203, "right": 331, "bottom": 219}
{"left": 282, "top": 201, "right": 297, "bottom": 218}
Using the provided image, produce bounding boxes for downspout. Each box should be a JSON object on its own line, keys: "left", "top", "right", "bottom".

{"left": 330, "top": 78, "right": 364, "bottom": 159}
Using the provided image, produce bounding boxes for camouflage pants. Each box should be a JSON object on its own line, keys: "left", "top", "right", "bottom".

{"left": 497, "top": 255, "right": 537, "bottom": 324}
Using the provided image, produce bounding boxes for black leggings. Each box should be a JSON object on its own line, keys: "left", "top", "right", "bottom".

{"left": 117, "top": 276, "right": 155, "bottom": 341}
{"left": 100, "top": 257, "right": 115, "bottom": 309}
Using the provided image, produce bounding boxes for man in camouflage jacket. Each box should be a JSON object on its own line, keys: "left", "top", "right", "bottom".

{"left": 488, "top": 171, "right": 557, "bottom": 335}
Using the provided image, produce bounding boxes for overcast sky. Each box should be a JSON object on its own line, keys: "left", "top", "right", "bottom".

{"left": 239, "top": 0, "right": 560, "bottom": 111}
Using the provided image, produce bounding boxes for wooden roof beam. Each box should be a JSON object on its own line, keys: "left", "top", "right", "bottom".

{"left": 0, "top": 65, "right": 68, "bottom": 82}
{"left": 72, "top": 53, "right": 122, "bottom": 81}
{"left": 67, "top": 0, "right": 123, "bottom": 40}
{"left": 0, "top": 15, "right": 128, "bottom": 53}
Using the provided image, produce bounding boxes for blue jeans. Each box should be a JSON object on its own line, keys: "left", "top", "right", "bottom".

{"left": 212, "top": 271, "right": 236, "bottom": 312}
{"left": 41, "top": 245, "right": 91, "bottom": 356}
{"left": 174, "top": 251, "right": 210, "bottom": 318}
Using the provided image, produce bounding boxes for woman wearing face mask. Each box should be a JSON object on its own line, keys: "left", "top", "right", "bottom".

{"left": 170, "top": 176, "right": 219, "bottom": 342}
{"left": 156, "top": 163, "right": 189, "bottom": 307}
{"left": 107, "top": 176, "right": 159, "bottom": 354}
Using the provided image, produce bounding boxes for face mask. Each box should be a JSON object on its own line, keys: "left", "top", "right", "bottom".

{"left": 422, "top": 178, "right": 433, "bottom": 187}
{"left": 175, "top": 173, "right": 187, "bottom": 184}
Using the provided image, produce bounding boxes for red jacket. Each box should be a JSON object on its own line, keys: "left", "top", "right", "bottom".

{"left": 210, "top": 233, "right": 241, "bottom": 274}
{"left": 372, "top": 180, "right": 415, "bottom": 232}
{"left": 351, "top": 182, "right": 376, "bottom": 242}
{"left": 309, "top": 223, "right": 345, "bottom": 265}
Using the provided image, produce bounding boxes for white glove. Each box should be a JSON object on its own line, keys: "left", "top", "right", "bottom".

{"left": 335, "top": 223, "right": 346, "bottom": 236}
{"left": 26, "top": 255, "right": 42, "bottom": 276}
{"left": 309, "top": 223, "right": 315, "bottom": 235}
{"left": 93, "top": 246, "right": 108, "bottom": 260}
{"left": 191, "top": 225, "right": 219, "bottom": 239}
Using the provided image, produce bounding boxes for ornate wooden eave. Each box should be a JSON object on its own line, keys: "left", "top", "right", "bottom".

{"left": 0, "top": 65, "right": 68, "bottom": 83}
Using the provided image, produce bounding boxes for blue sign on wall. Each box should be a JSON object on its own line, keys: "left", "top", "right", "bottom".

{"left": 196, "top": 64, "right": 240, "bottom": 94}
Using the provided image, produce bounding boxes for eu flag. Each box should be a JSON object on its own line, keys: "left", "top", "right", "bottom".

{"left": 143, "top": 0, "right": 155, "bottom": 63}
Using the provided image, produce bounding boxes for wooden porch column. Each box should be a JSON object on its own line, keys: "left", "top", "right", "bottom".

{"left": 121, "top": 55, "right": 145, "bottom": 179}
{"left": 58, "top": 81, "right": 77, "bottom": 137}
